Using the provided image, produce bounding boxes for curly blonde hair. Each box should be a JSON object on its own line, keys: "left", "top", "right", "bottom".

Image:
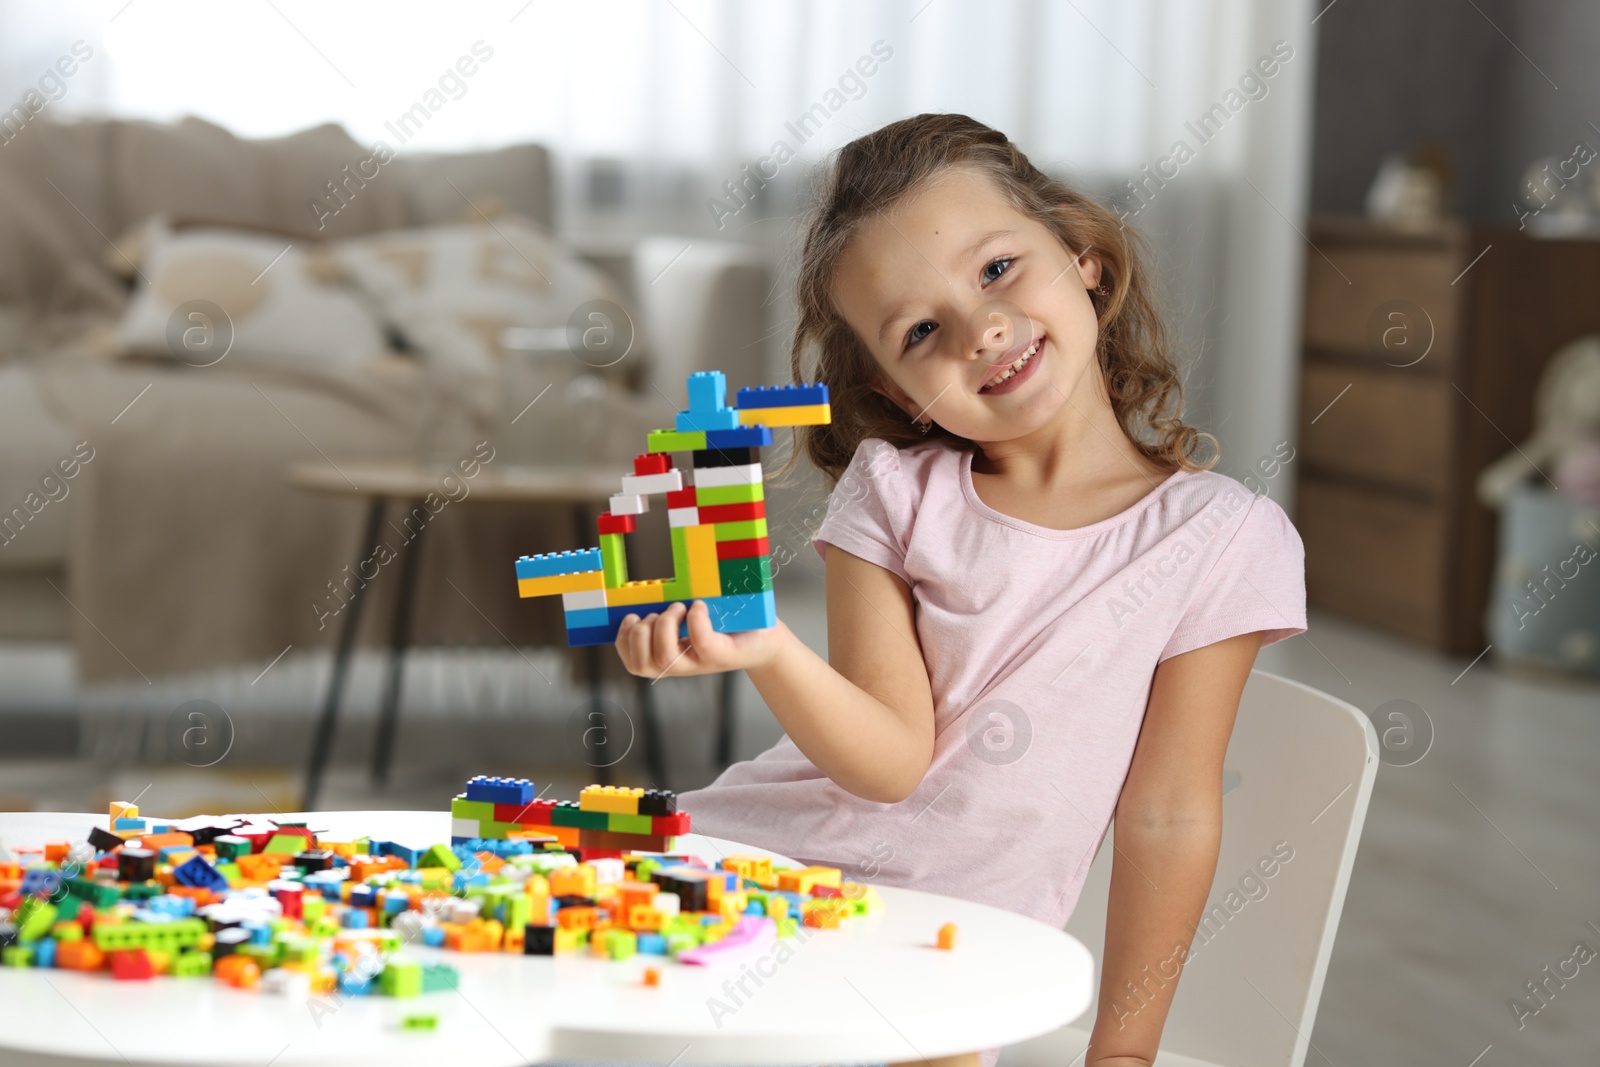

{"left": 777, "top": 112, "right": 1216, "bottom": 487}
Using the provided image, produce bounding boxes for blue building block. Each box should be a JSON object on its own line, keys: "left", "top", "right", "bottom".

{"left": 338, "top": 970, "right": 374, "bottom": 995}
{"left": 735, "top": 383, "right": 829, "bottom": 409}
{"left": 114, "top": 817, "right": 147, "bottom": 831}
{"left": 687, "top": 371, "right": 728, "bottom": 413}
{"left": 173, "top": 855, "right": 230, "bottom": 893}
{"left": 703, "top": 425, "right": 773, "bottom": 449}
{"left": 675, "top": 407, "right": 741, "bottom": 432}
{"left": 515, "top": 549, "right": 603, "bottom": 580}
{"left": 706, "top": 591, "right": 777, "bottom": 632}
{"left": 342, "top": 909, "right": 369, "bottom": 929}
{"left": 464, "top": 775, "right": 535, "bottom": 806}
{"left": 32, "top": 938, "right": 56, "bottom": 969}
{"left": 637, "top": 932, "right": 668, "bottom": 955}
{"left": 349, "top": 885, "right": 378, "bottom": 909}
{"left": 20, "top": 868, "right": 62, "bottom": 899}
{"left": 422, "top": 926, "right": 446, "bottom": 947}
{"left": 564, "top": 607, "right": 610, "bottom": 629}
{"left": 374, "top": 841, "right": 423, "bottom": 866}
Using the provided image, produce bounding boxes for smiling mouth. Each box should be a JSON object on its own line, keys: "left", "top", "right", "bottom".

{"left": 979, "top": 336, "right": 1043, "bottom": 391}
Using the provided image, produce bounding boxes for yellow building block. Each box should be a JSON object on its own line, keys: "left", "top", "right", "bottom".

{"left": 517, "top": 570, "right": 604, "bottom": 598}
{"left": 549, "top": 865, "right": 597, "bottom": 899}
{"left": 580, "top": 785, "right": 643, "bottom": 815}
{"left": 109, "top": 801, "right": 139, "bottom": 829}
{"left": 723, "top": 854, "right": 774, "bottom": 883}
{"left": 685, "top": 524, "right": 721, "bottom": 598}
{"left": 776, "top": 865, "right": 842, "bottom": 894}
{"left": 739, "top": 403, "right": 830, "bottom": 428}
{"left": 604, "top": 581, "right": 668, "bottom": 607}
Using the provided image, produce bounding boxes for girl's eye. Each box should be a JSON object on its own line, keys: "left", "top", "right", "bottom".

{"left": 981, "top": 256, "right": 1014, "bottom": 285}
{"left": 904, "top": 320, "right": 936, "bottom": 349}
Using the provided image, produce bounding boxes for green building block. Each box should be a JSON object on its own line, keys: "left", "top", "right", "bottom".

{"left": 401, "top": 1013, "right": 437, "bottom": 1030}
{"left": 664, "top": 526, "right": 693, "bottom": 599}
{"left": 213, "top": 838, "right": 252, "bottom": 860}
{"left": 606, "top": 813, "right": 653, "bottom": 835}
{"left": 719, "top": 555, "right": 772, "bottom": 596}
{"left": 694, "top": 482, "right": 763, "bottom": 505}
{"left": 122, "top": 882, "right": 162, "bottom": 901}
{"left": 550, "top": 806, "right": 610, "bottom": 830}
{"left": 237, "top": 942, "right": 281, "bottom": 969}
{"left": 646, "top": 429, "right": 707, "bottom": 452}
{"left": 599, "top": 532, "right": 628, "bottom": 587}
{"left": 500, "top": 894, "right": 531, "bottom": 932}
{"left": 420, "top": 962, "right": 458, "bottom": 993}
{"left": 172, "top": 951, "right": 213, "bottom": 977}
{"left": 422, "top": 844, "right": 461, "bottom": 872}
{"left": 664, "top": 931, "right": 700, "bottom": 955}
{"left": 92, "top": 917, "right": 206, "bottom": 953}
{"left": 450, "top": 797, "right": 495, "bottom": 823}
{"left": 55, "top": 895, "right": 83, "bottom": 921}
{"left": 262, "top": 834, "right": 306, "bottom": 855}
{"left": 51, "top": 920, "right": 83, "bottom": 941}
{"left": 632, "top": 858, "right": 659, "bottom": 882}
{"left": 380, "top": 959, "right": 423, "bottom": 998}
{"left": 712, "top": 518, "right": 768, "bottom": 542}
{"left": 776, "top": 917, "right": 799, "bottom": 938}
{"left": 301, "top": 894, "right": 326, "bottom": 924}
{"left": 14, "top": 898, "right": 57, "bottom": 943}
{"left": 2, "top": 945, "right": 34, "bottom": 967}
{"left": 65, "top": 877, "right": 121, "bottom": 908}
{"left": 602, "top": 929, "right": 637, "bottom": 960}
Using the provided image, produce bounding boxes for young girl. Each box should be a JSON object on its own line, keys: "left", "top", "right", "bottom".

{"left": 616, "top": 113, "right": 1306, "bottom": 1067}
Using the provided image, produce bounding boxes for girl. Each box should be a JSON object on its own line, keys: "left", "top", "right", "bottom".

{"left": 616, "top": 113, "right": 1306, "bottom": 1067}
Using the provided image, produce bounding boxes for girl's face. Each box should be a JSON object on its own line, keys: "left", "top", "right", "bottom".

{"left": 831, "top": 165, "right": 1104, "bottom": 445}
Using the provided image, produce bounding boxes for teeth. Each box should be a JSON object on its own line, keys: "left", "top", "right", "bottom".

{"left": 982, "top": 338, "right": 1041, "bottom": 390}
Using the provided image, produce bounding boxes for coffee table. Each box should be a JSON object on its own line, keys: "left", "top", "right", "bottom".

{"left": 0, "top": 810, "right": 1093, "bottom": 1067}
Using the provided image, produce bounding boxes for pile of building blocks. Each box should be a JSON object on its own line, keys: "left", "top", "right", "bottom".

{"left": 513, "top": 371, "right": 831, "bottom": 646}
{"left": 0, "top": 776, "right": 883, "bottom": 994}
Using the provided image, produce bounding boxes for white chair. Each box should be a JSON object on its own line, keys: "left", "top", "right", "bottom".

{"left": 1001, "top": 670, "right": 1379, "bottom": 1067}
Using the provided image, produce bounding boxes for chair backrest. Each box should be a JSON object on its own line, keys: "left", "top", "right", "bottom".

{"left": 1064, "top": 669, "right": 1378, "bottom": 1067}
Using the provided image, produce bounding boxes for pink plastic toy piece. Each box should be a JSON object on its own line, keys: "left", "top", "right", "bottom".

{"left": 677, "top": 915, "right": 777, "bottom": 967}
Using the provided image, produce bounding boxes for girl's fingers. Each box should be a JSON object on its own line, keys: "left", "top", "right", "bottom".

{"left": 630, "top": 612, "right": 658, "bottom": 674}
{"left": 652, "top": 602, "right": 687, "bottom": 669}
{"left": 615, "top": 614, "right": 641, "bottom": 672}
{"left": 684, "top": 599, "right": 717, "bottom": 653}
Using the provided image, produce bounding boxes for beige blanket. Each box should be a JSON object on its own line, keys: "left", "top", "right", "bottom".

{"left": 32, "top": 351, "right": 668, "bottom": 684}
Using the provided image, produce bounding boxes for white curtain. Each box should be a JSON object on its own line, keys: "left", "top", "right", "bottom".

{"left": 0, "top": 0, "right": 1316, "bottom": 497}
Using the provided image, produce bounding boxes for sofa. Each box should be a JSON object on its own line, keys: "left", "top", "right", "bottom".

{"left": 0, "top": 115, "right": 772, "bottom": 688}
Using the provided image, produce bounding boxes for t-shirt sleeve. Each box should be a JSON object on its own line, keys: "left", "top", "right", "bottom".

{"left": 810, "top": 437, "right": 913, "bottom": 584}
{"left": 1159, "top": 491, "right": 1307, "bottom": 663}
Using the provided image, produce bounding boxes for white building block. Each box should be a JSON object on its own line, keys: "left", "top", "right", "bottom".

{"left": 692, "top": 462, "right": 762, "bottom": 488}
{"left": 668, "top": 507, "right": 700, "bottom": 527}
{"left": 609, "top": 492, "right": 649, "bottom": 515}
{"left": 562, "top": 588, "right": 609, "bottom": 611}
{"left": 620, "top": 469, "right": 683, "bottom": 496}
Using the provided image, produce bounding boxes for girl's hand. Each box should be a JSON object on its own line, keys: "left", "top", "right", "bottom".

{"left": 615, "top": 600, "right": 786, "bottom": 679}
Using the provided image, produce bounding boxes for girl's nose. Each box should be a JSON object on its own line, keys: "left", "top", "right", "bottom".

{"left": 967, "top": 299, "right": 1021, "bottom": 360}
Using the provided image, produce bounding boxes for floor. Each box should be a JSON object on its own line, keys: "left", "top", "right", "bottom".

{"left": 2, "top": 571, "right": 1597, "bottom": 1065}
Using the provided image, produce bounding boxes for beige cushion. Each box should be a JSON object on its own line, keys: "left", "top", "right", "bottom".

{"left": 390, "top": 143, "right": 553, "bottom": 229}
{"left": 115, "top": 220, "right": 389, "bottom": 372}
{"left": 333, "top": 216, "right": 639, "bottom": 378}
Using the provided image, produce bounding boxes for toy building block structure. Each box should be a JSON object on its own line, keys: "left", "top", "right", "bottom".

{"left": 512, "top": 371, "right": 830, "bottom": 646}
{"left": 450, "top": 778, "right": 689, "bottom": 860}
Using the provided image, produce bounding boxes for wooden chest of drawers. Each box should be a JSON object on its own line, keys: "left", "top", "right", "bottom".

{"left": 1294, "top": 216, "right": 1600, "bottom": 654}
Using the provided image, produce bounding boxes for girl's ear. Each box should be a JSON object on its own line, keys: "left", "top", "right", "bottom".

{"left": 1075, "top": 251, "right": 1104, "bottom": 290}
{"left": 869, "top": 377, "right": 917, "bottom": 421}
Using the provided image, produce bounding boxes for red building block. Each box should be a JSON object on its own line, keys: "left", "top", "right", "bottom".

{"left": 495, "top": 799, "right": 556, "bottom": 825}
{"left": 666, "top": 487, "right": 698, "bottom": 509}
{"left": 596, "top": 513, "right": 637, "bottom": 535}
{"left": 634, "top": 453, "right": 671, "bottom": 476}
{"left": 715, "top": 537, "right": 769, "bottom": 560}
{"left": 698, "top": 501, "right": 765, "bottom": 524}
{"left": 110, "top": 949, "right": 154, "bottom": 980}
{"left": 651, "top": 813, "right": 691, "bottom": 836}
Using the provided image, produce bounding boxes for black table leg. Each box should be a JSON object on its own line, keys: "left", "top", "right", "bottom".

{"left": 716, "top": 670, "right": 736, "bottom": 768}
{"left": 371, "top": 498, "right": 427, "bottom": 788}
{"left": 303, "top": 498, "right": 386, "bottom": 811}
{"left": 638, "top": 675, "right": 667, "bottom": 788}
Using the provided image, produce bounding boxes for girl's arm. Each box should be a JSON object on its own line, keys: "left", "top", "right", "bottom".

{"left": 1084, "top": 630, "right": 1263, "bottom": 1067}
{"left": 614, "top": 545, "right": 935, "bottom": 804}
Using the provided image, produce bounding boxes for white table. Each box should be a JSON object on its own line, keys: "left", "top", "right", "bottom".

{"left": 0, "top": 811, "right": 1094, "bottom": 1067}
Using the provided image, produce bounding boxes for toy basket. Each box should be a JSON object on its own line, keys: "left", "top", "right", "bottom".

{"left": 1486, "top": 484, "right": 1600, "bottom": 678}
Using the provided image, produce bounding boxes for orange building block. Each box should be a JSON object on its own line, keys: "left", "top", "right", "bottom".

{"left": 937, "top": 923, "right": 958, "bottom": 950}
{"left": 56, "top": 940, "right": 105, "bottom": 972}
{"left": 214, "top": 955, "right": 260, "bottom": 989}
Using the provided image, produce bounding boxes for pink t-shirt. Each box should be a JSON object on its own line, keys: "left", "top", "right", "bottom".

{"left": 679, "top": 438, "right": 1305, "bottom": 1057}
